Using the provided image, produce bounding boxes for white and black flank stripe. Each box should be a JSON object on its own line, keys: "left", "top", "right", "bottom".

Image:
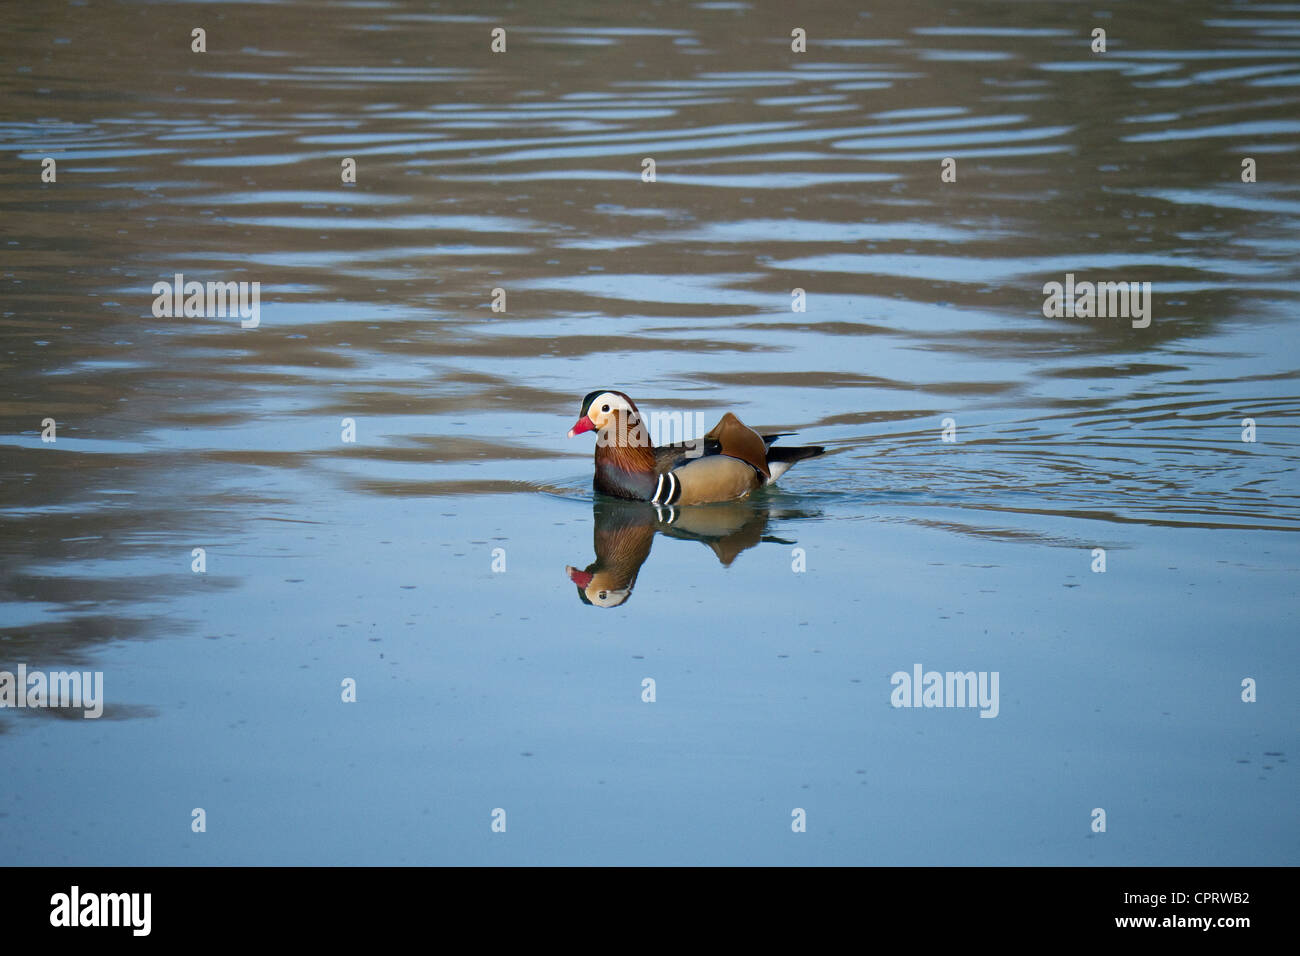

{"left": 651, "top": 471, "right": 681, "bottom": 505}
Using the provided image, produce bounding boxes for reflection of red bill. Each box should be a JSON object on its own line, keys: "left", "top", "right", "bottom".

{"left": 567, "top": 416, "right": 595, "bottom": 438}
{"left": 566, "top": 566, "right": 593, "bottom": 588}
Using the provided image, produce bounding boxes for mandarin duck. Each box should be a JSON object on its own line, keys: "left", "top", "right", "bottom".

{"left": 566, "top": 498, "right": 658, "bottom": 607}
{"left": 567, "top": 389, "right": 825, "bottom": 505}
{"left": 566, "top": 496, "right": 814, "bottom": 607}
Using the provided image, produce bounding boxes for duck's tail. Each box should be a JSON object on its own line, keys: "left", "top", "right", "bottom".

{"left": 765, "top": 443, "right": 826, "bottom": 482}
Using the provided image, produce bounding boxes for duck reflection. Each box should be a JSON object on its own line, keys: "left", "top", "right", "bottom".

{"left": 565, "top": 495, "right": 820, "bottom": 607}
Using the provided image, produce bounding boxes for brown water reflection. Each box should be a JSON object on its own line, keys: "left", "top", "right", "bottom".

{"left": 565, "top": 494, "right": 819, "bottom": 606}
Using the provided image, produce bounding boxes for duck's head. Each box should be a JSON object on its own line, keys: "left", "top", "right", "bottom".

{"left": 565, "top": 565, "right": 634, "bottom": 608}
{"left": 567, "top": 388, "right": 640, "bottom": 438}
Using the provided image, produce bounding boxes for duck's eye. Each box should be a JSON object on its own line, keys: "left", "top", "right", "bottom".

{"left": 601, "top": 404, "right": 610, "bottom": 413}
{"left": 598, "top": 591, "right": 607, "bottom": 599}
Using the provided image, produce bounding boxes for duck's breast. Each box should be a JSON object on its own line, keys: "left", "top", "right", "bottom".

{"left": 595, "top": 460, "right": 658, "bottom": 501}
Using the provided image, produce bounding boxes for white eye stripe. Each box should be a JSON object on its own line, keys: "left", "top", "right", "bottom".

{"left": 594, "top": 392, "right": 629, "bottom": 415}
